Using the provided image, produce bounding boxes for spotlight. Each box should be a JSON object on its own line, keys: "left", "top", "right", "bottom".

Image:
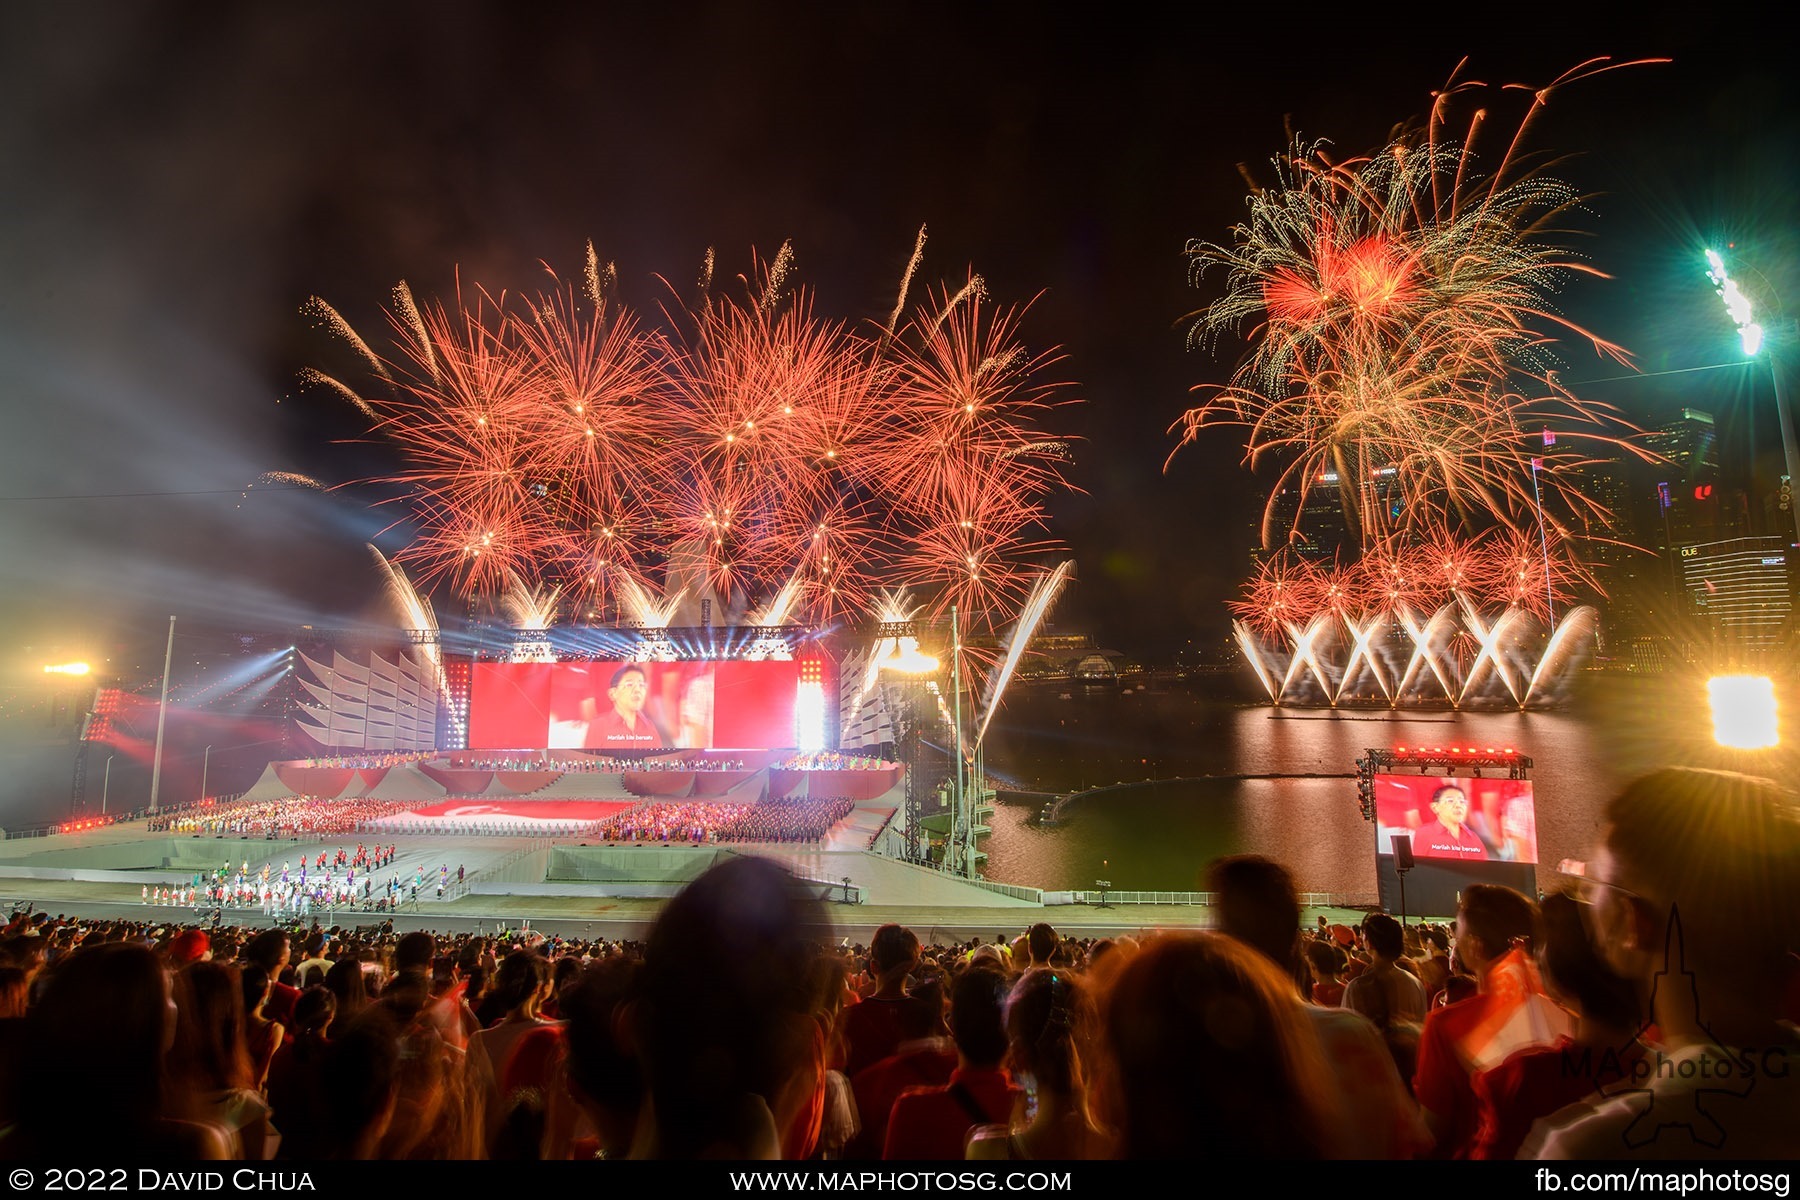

{"left": 1708, "top": 676, "right": 1779, "bottom": 750}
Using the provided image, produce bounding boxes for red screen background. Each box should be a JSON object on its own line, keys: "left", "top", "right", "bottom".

{"left": 467, "top": 662, "right": 553, "bottom": 750}
{"left": 1373, "top": 774, "right": 1538, "bottom": 864}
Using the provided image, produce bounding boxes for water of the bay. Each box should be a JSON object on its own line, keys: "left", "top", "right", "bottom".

{"left": 973, "top": 669, "right": 1794, "bottom": 897}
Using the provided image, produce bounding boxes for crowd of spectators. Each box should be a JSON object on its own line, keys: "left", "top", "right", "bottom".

{"left": 714, "top": 797, "right": 856, "bottom": 844}
{"left": 773, "top": 753, "right": 890, "bottom": 771}
{"left": 592, "top": 801, "right": 755, "bottom": 843}
{"left": 148, "top": 797, "right": 413, "bottom": 839}
{"left": 1, "top": 766, "right": 1794, "bottom": 1162}
{"left": 301, "top": 753, "right": 758, "bottom": 774}
{"left": 590, "top": 796, "right": 855, "bottom": 844}
{"left": 297, "top": 753, "right": 436, "bottom": 770}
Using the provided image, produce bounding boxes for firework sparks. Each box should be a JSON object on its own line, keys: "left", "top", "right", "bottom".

{"left": 295, "top": 367, "right": 379, "bottom": 421}
{"left": 306, "top": 242, "right": 1080, "bottom": 639}
{"left": 1174, "top": 64, "right": 1659, "bottom": 554}
{"left": 499, "top": 573, "right": 563, "bottom": 630}
{"left": 255, "top": 471, "right": 324, "bottom": 490}
{"left": 1186, "top": 62, "right": 1661, "bottom": 709}
{"left": 888, "top": 224, "right": 928, "bottom": 338}
{"left": 302, "top": 298, "right": 391, "bottom": 382}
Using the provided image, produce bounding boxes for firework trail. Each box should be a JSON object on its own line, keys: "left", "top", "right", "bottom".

{"left": 295, "top": 367, "right": 379, "bottom": 421}
{"left": 759, "top": 240, "right": 795, "bottom": 316}
{"left": 367, "top": 544, "right": 455, "bottom": 718}
{"left": 975, "top": 559, "right": 1073, "bottom": 749}
{"left": 303, "top": 298, "right": 391, "bottom": 382}
{"left": 391, "top": 282, "right": 438, "bottom": 381}
{"left": 583, "top": 240, "right": 618, "bottom": 321}
{"left": 887, "top": 224, "right": 928, "bottom": 337}
{"left": 255, "top": 471, "right": 325, "bottom": 490}
{"left": 697, "top": 246, "right": 716, "bottom": 317}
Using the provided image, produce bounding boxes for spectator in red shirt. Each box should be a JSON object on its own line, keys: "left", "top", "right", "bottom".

{"left": 1413, "top": 883, "right": 1548, "bottom": 1158}
{"left": 1469, "top": 890, "right": 1643, "bottom": 1159}
{"left": 243, "top": 930, "right": 299, "bottom": 1027}
{"left": 882, "top": 965, "right": 1018, "bottom": 1160}
{"left": 1307, "top": 941, "right": 1347, "bottom": 1006}
{"left": 841, "top": 924, "right": 920, "bottom": 1078}
{"left": 847, "top": 977, "right": 953, "bottom": 1160}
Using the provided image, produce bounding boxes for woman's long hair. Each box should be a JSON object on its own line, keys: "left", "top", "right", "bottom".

{"left": 13, "top": 943, "right": 177, "bottom": 1154}
{"left": 172, "top": 960, "right": 254, "bottom": 1093}
{"left": 1099, "top": 932, "right": 1336, "bottom": 1159}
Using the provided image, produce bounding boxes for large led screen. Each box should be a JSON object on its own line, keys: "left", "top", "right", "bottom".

{"left": 1373, "top": 774, "right": 1538, "bottom": 864}
{"left": 469, "top": 661, "right": 803, "bottom": 751}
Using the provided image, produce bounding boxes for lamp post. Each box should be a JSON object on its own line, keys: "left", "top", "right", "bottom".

{"left": 1706, "top": 249, "right": 1800, "bottom": 546}
{"left": 1393, "top": 833, "right": 1414, "bottom": 926}
{"left": 878, "top": 632, "right": 938, "bottom": 864}
{"left": 200, "top": 745, "right": 213, "bottom": 803}
{"left": 949, "top": 605, "right": 969, "bottom": 879}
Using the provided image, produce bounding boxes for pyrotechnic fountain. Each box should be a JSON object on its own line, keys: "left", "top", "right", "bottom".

{"left": 1233, "top": 603, "right": 1598, "bottom": 709}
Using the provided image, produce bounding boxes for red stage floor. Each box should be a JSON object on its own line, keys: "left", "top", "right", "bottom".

{"left": 393, "top": 799, "right": 637, "bottom": 822}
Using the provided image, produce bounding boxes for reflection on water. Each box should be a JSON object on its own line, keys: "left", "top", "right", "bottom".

{"left": 975, "top": 671, "right": 1795, "bottom": 894}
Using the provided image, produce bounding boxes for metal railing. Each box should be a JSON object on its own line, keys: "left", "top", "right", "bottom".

{"left": 453, "top": 839, "right": 552, "bottom": 896}
{"left": 794, "top": 873, "right": 863, "bottom": 905}
{"left": 965, "top": 878, "right": 1043, "bottom": 903}
{"left": 1046, "top": 889, "right": 1381, "bottom": 909}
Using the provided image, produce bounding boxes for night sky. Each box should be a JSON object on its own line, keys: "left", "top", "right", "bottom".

{"left": 3, "top": 3, "right": 1796, "bottom": 670}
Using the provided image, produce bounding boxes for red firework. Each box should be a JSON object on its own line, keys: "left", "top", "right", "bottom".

{"left": 1179, "top": 60, "right": 1665, "bottom": 570}
{"left": 305, "top": 242, "right": 1079, "bottom": 637}
{"left": 1231, "top": 557, "right": 1323, "bottom": 638}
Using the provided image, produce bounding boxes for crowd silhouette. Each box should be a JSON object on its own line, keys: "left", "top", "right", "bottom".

{"left": 1, "top": 767, "right": 1794, "bottom": 1161}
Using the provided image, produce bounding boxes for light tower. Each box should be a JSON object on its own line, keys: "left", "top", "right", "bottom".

{"left": 1705, "top": 249, "right": 1800, "bottom": 546}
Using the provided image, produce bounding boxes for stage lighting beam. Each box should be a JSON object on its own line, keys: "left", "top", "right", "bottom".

{"left": 1707, "top": 675, "right": 1779, "bottom": 750}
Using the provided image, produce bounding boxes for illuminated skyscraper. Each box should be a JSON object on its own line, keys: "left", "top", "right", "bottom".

{"left": 1677, "top": 536, "right": 1793, "bottom": 652}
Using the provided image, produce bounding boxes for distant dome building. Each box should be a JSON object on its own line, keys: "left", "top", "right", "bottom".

{"left": 1070, "top": 653, "right": 1119, "bottom": 681}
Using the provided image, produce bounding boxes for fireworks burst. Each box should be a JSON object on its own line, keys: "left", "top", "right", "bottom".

{"left": 1237, "top": 525, "right": 1595, "bottom": 635}
{"left": 1175, "top": 59, "right": 1662, "bottom": 554}
{"left": 306, "top": 241, "right": 1080, "bottom": 637}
